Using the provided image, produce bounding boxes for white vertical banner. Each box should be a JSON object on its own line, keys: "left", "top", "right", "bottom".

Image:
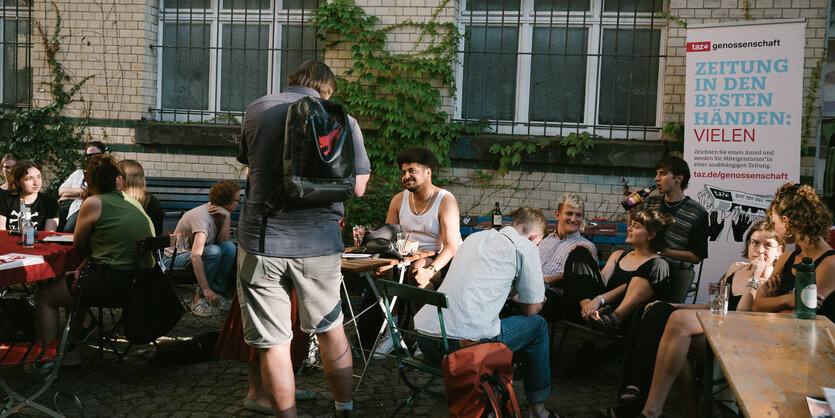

{"left": 684, "top": 20, "right": 804, "bottom": 302}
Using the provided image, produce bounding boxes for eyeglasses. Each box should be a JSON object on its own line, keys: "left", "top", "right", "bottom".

{"left": 749, "top": 239, "right": 777, "bottom": 250}
{"left": 85, "top": 153, "right": 102, "bottom": 159}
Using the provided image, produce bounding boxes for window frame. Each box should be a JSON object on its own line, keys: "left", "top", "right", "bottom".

{"left": 0, "top": 1, "right": 32, "bottom": 109}
{"left": 155, "top": 0, "right": 319, "bottom": 122}
{"left": 455, "top": 0, "right": 668, "bottom": 139}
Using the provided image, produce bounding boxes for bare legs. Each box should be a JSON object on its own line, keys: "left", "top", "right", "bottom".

{"left": 640, "top": 309, "right": 704, "bottom": 418}
{"left": 247, "top": 360, "right": 270, "bottom": 409}
{"left": 34, "top": 278, "right": 74, "bottom": 341}
{"left": 260, "top": 324, "right": 353, "bottom": 416}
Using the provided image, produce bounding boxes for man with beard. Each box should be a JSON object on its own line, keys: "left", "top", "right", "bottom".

{"left": 374, "top": 147, "right": 461, "bottom": 359}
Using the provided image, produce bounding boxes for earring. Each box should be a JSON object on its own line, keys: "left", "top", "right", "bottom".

{"left": 785, "top": 228, "right": 793, "bottom": 238}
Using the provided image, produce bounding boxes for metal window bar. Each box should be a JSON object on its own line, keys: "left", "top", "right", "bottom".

{"left": 456, "top": 0, "right": 666, "bottom": 140}
{"left": 0, "top": 0, "right": 32, "bottom": 109}
{"left": 150, "top": 0, "right": 322, "bottom": 123}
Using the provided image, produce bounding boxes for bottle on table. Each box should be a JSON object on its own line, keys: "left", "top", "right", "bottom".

{"left": 621, "top": 185, "right": 657, "bottom": 210}
{"left": 21, "top": 206, "right": 35, "bottom": 249}
{"left": 492, "top": 202, "right": 502, "bottom": 228}
{"left": 793, "top": 257, "right": 817, "bottom": 319}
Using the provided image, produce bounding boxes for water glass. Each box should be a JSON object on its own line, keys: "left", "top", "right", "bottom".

{"left": 407, "top": 240, "right": 419, "bottom": 255}
{"left": 396, "top": 233, "right": 409, "bottom": 255}
{"left": 708, "top": 282, "right": 730, "bottom": 315}
{"left": 353, "top": 225, "right": 367, "bottom": 250}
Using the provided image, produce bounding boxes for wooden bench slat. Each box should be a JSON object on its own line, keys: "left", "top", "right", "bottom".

{"left": 22, "top": 341, "right": 45, "bottom": 364}
{"left": 1, "top": 343, "right": 31, "bottom": 366}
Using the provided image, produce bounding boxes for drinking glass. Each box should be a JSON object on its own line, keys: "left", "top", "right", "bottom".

{"left": 353, "top": 225, "right": 367, "bottom": 250}
{"left": 708, "top": 282, "right": 730, "bottom": 315}
{"left": 396, "top": 232, "right": 409, "bottom": 255}
{"left": 407, "top": 239, "right": 419, "bottom": 255}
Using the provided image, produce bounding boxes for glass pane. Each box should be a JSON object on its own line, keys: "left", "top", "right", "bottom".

{"left": 466, "top": 0, "right": 520, "bottom": 12}
{"left": 1, "top": 0, "right": 32, "bottom": 7}
{"left": 162, "top": 0, "right": 210, "bottom": 8}
{"left": 462, "top": 26, "right": 518, "bottom": 121}
{"left": 529, "top": 27, "right": 587, "bottom": 122}
{"left": 222, "top": 0, "right": 269, "bottom": 9}
{"left": 534, "top": 0, "right": 590, "bottom": 12}
{"left": 598, "top": 29, "right": 660, "bottom": 126}
{"left": 283, "top": 0, "right": 322, "bottom": 9}
{"left": 604, "top": 0, "right": 663, "bottom": 13}
{"left": 3, "top": 19, "right": 31, "bottom": 106}
{"left": 221, "top": 24, "right": 269, "bottom": 112}
{"left": 161, "top": 23, "right": 210, "bottom": 110}
{"left": 280, "top": 25, "right": 323, "bottom": 91}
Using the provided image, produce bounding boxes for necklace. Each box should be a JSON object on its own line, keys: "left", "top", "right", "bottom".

{"left": 410, "top": 188, "right": 435, "bottom": 217}
{"left": 663, "top": 197, "right": 684, "bottom": 210}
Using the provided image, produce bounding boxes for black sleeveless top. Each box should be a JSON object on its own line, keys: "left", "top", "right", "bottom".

{"left": 725, "top": 271, "right": 742, "bottom": 312}
{"left": 779, "top": 249, "right": 835, "bottom": 320}
{"left": 607, "top": 250, "right": 669, "bottom": 292}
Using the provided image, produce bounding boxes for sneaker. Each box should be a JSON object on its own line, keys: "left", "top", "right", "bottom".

{"left": 372, "top": 333, "right": 395, "bottom": 360}
{"left": 191, "top": 299, "right": 216, "bottom": 317}
{"left": 412, "top": 345, "right": 423, "bottom": 359}
{"left": 216, "top": 294, "right": 232, "bottom": 311}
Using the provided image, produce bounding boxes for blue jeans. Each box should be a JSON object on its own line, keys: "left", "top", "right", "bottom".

{"left": 166, "top": 241, "right": 236, "bottom": 294}
{"left": 419, "top": 314, "right": 551, "bottom": 404}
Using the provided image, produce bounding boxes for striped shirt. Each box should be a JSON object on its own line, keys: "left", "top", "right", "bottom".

{"left": 643, "top": 195, "right": 709, "bottom": 262}
{"left": 538, "top": 231, "right": 596, "bottom": 277}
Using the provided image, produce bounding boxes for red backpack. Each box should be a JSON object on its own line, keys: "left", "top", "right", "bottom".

{"left": 442, "top": 342, "right": 522, "bottom": 418}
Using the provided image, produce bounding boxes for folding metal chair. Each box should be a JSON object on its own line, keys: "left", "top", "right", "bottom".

{"left": 378, "top": 279, "right": 450, "bottom": 416}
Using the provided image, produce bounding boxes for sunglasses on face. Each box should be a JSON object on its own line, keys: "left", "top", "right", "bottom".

{"left": 85, "top": 153, "right": 102, "bottom": 159}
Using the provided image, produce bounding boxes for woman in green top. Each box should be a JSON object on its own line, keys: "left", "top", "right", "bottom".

{"left": 34, "top": 155, "right": 155, "bottom": 348}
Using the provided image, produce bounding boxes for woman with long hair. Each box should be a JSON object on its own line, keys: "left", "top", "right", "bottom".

{"left": 0, "top": 160, "right": 58, "bottom": 231}
{"left": 0, "top": 153, "right": 20, "bottom": 196}
{"left": 119, "top": 159, "right": 163, "bottom": 236}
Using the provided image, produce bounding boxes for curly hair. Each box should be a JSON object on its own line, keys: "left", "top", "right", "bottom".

{"left": 396, "top": 147, "right": 437, "bottom": 171}
{"left": 741, "top": 219, "right": 784, "bottom": 258}
{"left": 209, "top": 180, "right": 241, "bottom": 206}
{"left": 767, "top": 183, "right": 833, "bottom": 243}
{"left": 8, "top": 161, "right": 40, "bottom": 195}
{"left": 629, "top": 208, "right": 675, "bottom": 253}
{"left": 512, "top": 206, "right": 548, "bottom": 238}
{"left": 85, "top": 155, "right": 123, "bottom": 196}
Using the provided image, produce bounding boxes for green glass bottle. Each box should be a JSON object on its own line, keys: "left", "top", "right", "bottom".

{"left": 794, "top": 257, "right": 817, "bottom": 320}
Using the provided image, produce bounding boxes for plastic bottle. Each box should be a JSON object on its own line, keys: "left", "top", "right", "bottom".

{"left": 621, "top": 185, "right": 657, "bottom": 210}
{"left": 492, "top": 202, "right": 502, "bottom": 228}
{"left": 794, "top": 257, "right": 817, "bottom": 319}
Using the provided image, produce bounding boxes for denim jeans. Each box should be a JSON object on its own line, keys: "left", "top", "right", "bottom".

{"left": 419, "top": 314, "right": 551, "bottom": 404}
{"left": 165, "top": 240, "right": 236, "bottom": 294}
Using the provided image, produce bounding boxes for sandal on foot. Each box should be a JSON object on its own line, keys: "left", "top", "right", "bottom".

{"left": 590, "top": 311, "right": 620, "bottom": 335}
{"left": 295, "top": 390, "right": 317, "bottom": 401}
{"left": 618, "top": 386, "right": 644, "bottom": 406}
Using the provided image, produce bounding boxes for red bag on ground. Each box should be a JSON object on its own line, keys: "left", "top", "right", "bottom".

{"left": 442, "top": 341, "right": 522, "bottom": 418}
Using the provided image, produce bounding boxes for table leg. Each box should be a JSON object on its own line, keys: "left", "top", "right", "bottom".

{"left": 703, "top": 342, "right": 715, "bottom": 418}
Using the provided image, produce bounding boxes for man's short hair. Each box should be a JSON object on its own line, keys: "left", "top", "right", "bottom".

{"left": 209, "top": 180, "right": 242, "bottom": 206}
{"left": 655, "top": 156, "right": 691, "bottom": 190}
{"left": 287, "top": 60, "right": 337, "bottom": 99}
{"left": 396, "top": 147, "right": 437, "bottom": 171}
{"left": 512, "top": 207, "right": 548, "bottom": 238}
{"left": 556, "top": 193, "right": 585, "bottom": 213}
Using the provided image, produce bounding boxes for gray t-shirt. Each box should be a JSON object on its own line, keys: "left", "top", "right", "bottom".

{"left": 165, "top": 203, "right": 216, "bottom": 256}
{"left": 236, "top": 85, "right": 371, "bottom": 258}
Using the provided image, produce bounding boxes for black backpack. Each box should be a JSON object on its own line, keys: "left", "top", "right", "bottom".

{"left": 283, "top": 96, "right": 356, "bottom": 203}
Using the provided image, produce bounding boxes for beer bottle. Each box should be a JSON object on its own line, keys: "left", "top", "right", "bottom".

{"left": 22, "top": 206, "right": 35, "bottom": 249}
{"left": 794, "top": 257, "right": 817, "bottom": 319}
{"left": 621, "top": 185, "right": 657, "bottom": 210}
{"left": 492, "top": 202, "right": 502, "bottom": 228}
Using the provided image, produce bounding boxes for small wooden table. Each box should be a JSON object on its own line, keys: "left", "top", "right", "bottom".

{"left": 340, "top": 249, "right": 435, "bottom": 390}
{"left": 697, "top": 311, "right": 835, "bottom": 418}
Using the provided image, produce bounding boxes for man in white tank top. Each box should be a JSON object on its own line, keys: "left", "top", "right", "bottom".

{"left": 384, "top": 147, "right": 461, "bottom": 290}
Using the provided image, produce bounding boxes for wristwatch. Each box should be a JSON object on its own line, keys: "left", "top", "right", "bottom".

{"left": 596, "top": 295, "right": 606, "bottom": 305}
{"left": 746, "top": 278, "right": 760, "bottom": 290}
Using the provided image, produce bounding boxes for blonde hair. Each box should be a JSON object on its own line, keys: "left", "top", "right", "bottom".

{"left": 556, "top": 193, "right": 585, "bottom": 213}
{"left": 119, "top": 159, "right": 148, "bottom": 205}
{"left": 767, "top": 183, "right": 833, "bottom": 243}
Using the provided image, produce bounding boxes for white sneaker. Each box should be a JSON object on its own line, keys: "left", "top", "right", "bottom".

{"left": 412, "top": 345, "right": 423, "bottom": 359}
{"left": 372, "top": 333, "right": 395, "bottom": 360}
{"left": 216, "top": 294, "right": 231, "bottom": 311}
{"left": 191, "top": 299, "right": 216, "bottom": 317}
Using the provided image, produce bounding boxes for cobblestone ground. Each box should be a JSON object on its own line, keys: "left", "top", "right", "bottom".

{"left": 2, "top": 283, "right": 687, "bottom": 417}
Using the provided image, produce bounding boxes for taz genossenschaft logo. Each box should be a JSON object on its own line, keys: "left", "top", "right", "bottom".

{"left": 686, "top": 41, "right": 710, "bottom": 52}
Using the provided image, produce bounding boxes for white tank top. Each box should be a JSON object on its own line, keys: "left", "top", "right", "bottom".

{"left": 399, "top": 188, "right": 451, "bottom": 252}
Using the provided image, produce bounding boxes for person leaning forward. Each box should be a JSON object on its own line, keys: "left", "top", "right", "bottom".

{"left": 235, "top": 60, "right": 371, "bottom": 417}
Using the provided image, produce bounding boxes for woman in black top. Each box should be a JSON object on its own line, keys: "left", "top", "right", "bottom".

{"left": 612, "top": 220, "right": 782, "bottom": 418}
{"left": 119, "top": 159, "right": 163, "bottom": 236}
{"left": 0, "top": 161, "right": 59, "bottom": 231}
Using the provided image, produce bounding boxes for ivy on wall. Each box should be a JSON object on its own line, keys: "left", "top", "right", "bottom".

{"left": 0, "top": 2, "right": 90, "bottom": 194}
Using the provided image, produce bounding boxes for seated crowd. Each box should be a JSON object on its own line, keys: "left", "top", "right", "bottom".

{"left": 1, "top": 137, "right": 833, "bottom": 418}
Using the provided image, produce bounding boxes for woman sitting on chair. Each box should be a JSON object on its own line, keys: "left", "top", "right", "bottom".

{"left": 606, "top": 219, "right": 783, "bottom": 418}
{"left": 34, "top": 155, "right": 155, "bottom": 365}
{"left": 0, "top": 160, "right": 59, "bottom": 232}
{"left": 119, "top": 159, "right": 164, "bottom": 236}
{"left": 563, "top": 208, "right": 672, "bottom": 335}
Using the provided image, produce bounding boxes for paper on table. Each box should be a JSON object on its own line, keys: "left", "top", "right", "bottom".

{"left": 43, "top": 234, "right": 74, "bottom": 243}
{"left": 342, "top": 253, "right": 373, "bottom": 259}
{"left": 807, "top": 396, "right": 833, "bottom": 418}
{"left": 0, "top": 253, "right": 45, "bottom": 270}
{"left": 824, "top": 387, "right": 835, "bottom": 414}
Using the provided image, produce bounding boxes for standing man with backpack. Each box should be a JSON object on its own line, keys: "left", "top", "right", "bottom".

{"left": 236, "top": 60, "right": 371, "bottom": 417}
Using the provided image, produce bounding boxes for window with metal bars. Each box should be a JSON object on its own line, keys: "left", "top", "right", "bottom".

{"left": 153, "top": 0, "right": 323, "bottom": 123}
{"left": 0, "top": 0, "right": 31, "bottom": 109}
{"left": 457, "top": 0, "right": 666, "bottom": 139}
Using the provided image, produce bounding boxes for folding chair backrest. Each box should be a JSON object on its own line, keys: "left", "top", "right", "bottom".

{"left": 658, "top": 262, "right": 696, "bottom": 304}
{"left": 135, "top": 234, "right": 179, "bottom": 274}
{"left": 378, "top": 280, "right": 450, "bottom": 356}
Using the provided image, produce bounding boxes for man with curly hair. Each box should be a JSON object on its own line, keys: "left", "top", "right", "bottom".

{"left": 165, "top": 179, "right": 241, "bottom": 316}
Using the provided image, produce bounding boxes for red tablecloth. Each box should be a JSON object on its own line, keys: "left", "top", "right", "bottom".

{"left": 0, "top": 231, "right": 84, "bottom": 287}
